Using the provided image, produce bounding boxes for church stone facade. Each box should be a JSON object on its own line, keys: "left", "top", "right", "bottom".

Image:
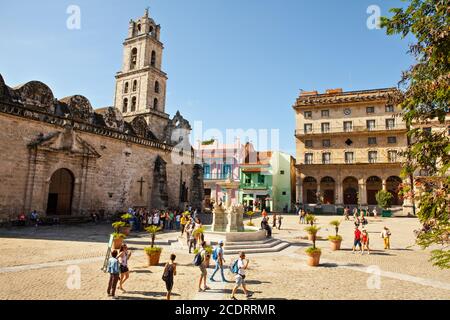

{"left": 0, "top": 10, "right": 203, "bottom": 222}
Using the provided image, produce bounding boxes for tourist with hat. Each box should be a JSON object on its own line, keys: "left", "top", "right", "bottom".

{"left": 210, "top": 240, "right": 227, "bottom": 282}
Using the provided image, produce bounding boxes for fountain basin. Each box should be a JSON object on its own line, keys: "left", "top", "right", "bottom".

{"left": 204, "top": 225, "right": 267, "bottom": 242}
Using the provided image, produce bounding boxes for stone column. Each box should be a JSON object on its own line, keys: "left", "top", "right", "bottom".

{"left": 336, "top": 180, "right": 343, "bottom": 205}
{"left": 358, "top": 179, "right": 367, "bottom": 206}
{"left": 296, "top": 175, "right": 303, "bottom": 204}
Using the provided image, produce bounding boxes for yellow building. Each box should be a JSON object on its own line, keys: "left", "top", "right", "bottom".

{"left": 293, "top": 88, "right": 408, "bottom": 214}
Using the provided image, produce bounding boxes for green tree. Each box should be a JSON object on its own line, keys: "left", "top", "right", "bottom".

{"left": 375, "top": 190, "right": 394, "bottom": 210}
{"left": 381, "top": 0, "right": 449, "bottom": 268}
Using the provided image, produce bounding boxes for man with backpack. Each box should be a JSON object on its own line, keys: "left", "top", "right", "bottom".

{"left": 195, "top": 241, "right": 211, "bottom": 292}
{"left": 230, "top": 251, "right": 253, "bottom": 300}
{"left": 210, "top": 240, "right": 227, "bottom": 282}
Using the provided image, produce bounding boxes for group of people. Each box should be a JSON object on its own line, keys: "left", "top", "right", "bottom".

{"left": 123, "top": 207, "right": 199, "bottom": 232}
{"left": 106, "top": 239, "right": 252, "bottom": 300}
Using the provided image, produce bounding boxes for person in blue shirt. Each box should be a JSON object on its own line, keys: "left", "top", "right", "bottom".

{"left": 210, "top": 240, "right": 227, "bottom": 282}
{"left": 107, "top": 250, "right": 120, "bottom": 298}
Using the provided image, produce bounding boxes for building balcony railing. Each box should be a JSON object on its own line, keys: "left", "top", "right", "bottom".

{"left": 240, "top": 183, "right": 269, "bottom": 190}
{"left": 299, "top": 156, "right": 402, "bottom": 165}
{"left": 204, "top": 173, "right": 236, "bottom": 180}
{"left": 295, "top": 124, "right": 407, "bottom": 136}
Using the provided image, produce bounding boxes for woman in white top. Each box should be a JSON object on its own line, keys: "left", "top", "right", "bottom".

{"left": 118, "top": 244, "right": 132, "bottom": 292}
{"left": 193, "top": 218, "right": 203, "bottom": 248}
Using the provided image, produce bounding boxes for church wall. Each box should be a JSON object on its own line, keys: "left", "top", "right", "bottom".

{"left": 0, "top": 112, "right": 195, "bottom": 221}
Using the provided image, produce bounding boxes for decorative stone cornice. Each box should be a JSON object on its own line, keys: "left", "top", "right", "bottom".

{"left": 0, "top": 101, "right": 175, "bottom": 153}
{"left": 293, "top": 88, "right": 399, "bottom": 109}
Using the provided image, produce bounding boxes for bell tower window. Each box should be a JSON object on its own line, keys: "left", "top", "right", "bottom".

{"left": 151, "top": 51, "right": 156, "bottom": 67}
{"left": 153, "top": 98, "right": 158, "bottom": 110}
{"left": 155, "top": 81, "right": 160, "bottom": 93}
{"left": 124, "top": 82, "right": 129, "bottom": 94}
{"left": 122, "top": 98, "right": 128, "bottom": 113}
{"left": 132, "top": 80, "right": 138, "bottom": 92}
{"left": 130, "top": 48, "right": 138, "bottom": 70}
{"left": 131, "top": 97, "right": 137, "bottom": 112}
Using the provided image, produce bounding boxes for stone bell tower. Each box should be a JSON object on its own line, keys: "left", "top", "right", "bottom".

{"left": 113, "top": 8, "right": 169, "bottom": 139}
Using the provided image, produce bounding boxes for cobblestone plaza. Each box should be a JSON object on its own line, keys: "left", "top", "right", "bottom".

{"left": 1, "top": 215, "right": 449, "bottom": 300}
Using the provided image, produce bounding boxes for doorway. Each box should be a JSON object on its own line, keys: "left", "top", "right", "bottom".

{"left": 46, "top": 168, "right": 74, "bottom": 216}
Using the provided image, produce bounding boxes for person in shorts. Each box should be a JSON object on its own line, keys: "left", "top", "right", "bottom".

{"left": 352, "top": 226, "right": 362, "bottom": 253}
{"left": 118, "top": 244, "right": 132, "bottom": 292}
{"left": 198, "top": 241, "right": 210, "bottom": 292}
{"left": 231, "top": 252, "right": 253, "bottom": 300}
{"left": 162, "top": 254, "right": 177, "bottom": 300}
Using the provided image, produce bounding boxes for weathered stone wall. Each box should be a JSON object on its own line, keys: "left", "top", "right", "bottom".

{"left": 0, "top": 111, "right": 197, "bottom": 221}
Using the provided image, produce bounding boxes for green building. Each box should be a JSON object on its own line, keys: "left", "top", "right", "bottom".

{"left": 238, "top": 144, "right": 296, "bottom": 212}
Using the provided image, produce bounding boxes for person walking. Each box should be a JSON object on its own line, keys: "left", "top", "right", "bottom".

{"left": 175, "top": 213, "right": 181, "bottom": 230}
{"left": 277, "top": 214, "right": 283, "bottom": 230}
{"left": 162, "top": 254, "right": 177, "bottom": 300}
{"left": 193, "top": 217, "right": 203, "bottom": 248}
{"left": 352, "top": 226, "right": 362, "bottom": 253}
{"left": 372, "top": 207, "right": 378, "bottom": 218}
{"left": 106, "top": 250, "right": 120, "bottom": 298}
{"left": 180, "top": 214, "right": 188, "bottom": 236}
{"left": 344, "top": 207, "right": 350, "bottom": 221}
{"left": 300, "top": 209, "right": 306, "bottom": 224}
{"left": 361, "top": 229, "right": 370, "bottom": 255}
{"left": 381, "top": 226, "right": 391, "bottom": 250}
{"left": 210, "top": 240, "right": 227, "bottom": 282}
{"left": 187, "top": 223, "right": 196, "bottom": 254}
{"left": 230, "top": 252, "right": 253, "bottom": 300}
{"left": 117, "top": 244, "right": 132, "bottom": 292}
{"left": 197, "top": 241, "right": 211, "bottom": 292}
{"left": 272, "top": 212, "right": 277, "bottom": 228}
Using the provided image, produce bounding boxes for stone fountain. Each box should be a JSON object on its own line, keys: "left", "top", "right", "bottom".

{"left": 208, "top": 178, "right": 265, "bottom": 242}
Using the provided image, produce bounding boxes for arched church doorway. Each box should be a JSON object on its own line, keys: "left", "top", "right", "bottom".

{"left": 46, "top": 168, "right": 74, "bottom": 216}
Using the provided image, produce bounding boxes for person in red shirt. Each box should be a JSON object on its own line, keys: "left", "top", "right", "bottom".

{"left": 352, "top": 226, "right": 362, "bottom": 253}
{"left": 18, "top": 213, "right": 26, "bottom": 226}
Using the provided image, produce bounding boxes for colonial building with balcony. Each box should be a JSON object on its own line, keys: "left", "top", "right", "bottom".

{"left": 239, "top": 143, "right": 296, "bottom": 212}
{"left": 196, "top": 139, "right": 243, "bottom": 209}
{"left": 293, "top": 88, "right": 407, "bottom": 213}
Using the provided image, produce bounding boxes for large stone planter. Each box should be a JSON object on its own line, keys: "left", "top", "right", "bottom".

{"left": 330, "top": 239, "right": 342, "bottom": 251}
{"left": 112, "top": 238, "right": 123, "bottom": 250}
{"left": 146, "top": 251, "right": 162, "bottom": 266}
{"left": 306, "top": 251, "right": 321, "bottom": 267}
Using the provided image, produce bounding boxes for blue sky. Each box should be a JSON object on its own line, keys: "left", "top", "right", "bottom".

{"left": 0, "top": 0, "right": 413, "bottom": 156}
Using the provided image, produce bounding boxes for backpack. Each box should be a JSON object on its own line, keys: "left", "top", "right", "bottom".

{"left": 193, "top": 252, "right": 203, "bottom": 266}
{"left": 162, "top": 264, "right": 170, "bottom": 282}
{"left": 212, "top": 247, "right": 221, "bottom": 261}
{"left": 230, "top": 259, "right": 239, "bottom": 274}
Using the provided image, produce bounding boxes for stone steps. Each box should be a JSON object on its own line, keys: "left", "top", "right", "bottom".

{"left": 224, "top": 239, "right": 283, "bottom": 250}
{"left": 223, "top": 238, "right": 291, "bottom": 256}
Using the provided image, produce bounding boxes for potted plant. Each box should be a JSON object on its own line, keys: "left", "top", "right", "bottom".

{"left": 120, "top": 213, "right": 133, "bottom": 235}
{"left": 245, "top": 211, "right": 255, "bottom": 226}
{"left": 144, "top": 225, "right": 162, "bottom": 266}
{"left": 112, "top": 232, "right": 126, "bottom": 250}
{"left": 328, "top": 220, "right": 343, "bottom": 251}
{"left": 305, "top": 214, "right": 317, "bottom": 240}
{"left": 305, "top": 225, "right": 321, "bottom": 267}
{"left": 375, "top": 190, "right": 394, "bottom": 217}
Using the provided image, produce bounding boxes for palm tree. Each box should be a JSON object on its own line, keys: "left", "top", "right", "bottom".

{"left": 305, "top": 226, "right": 320, "bottom": 249}
{"left": 329, "top": 220, "right": 340, "bottom": 237}
{"left": 145, "top": 225, "right": 161, "bottom": 248}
